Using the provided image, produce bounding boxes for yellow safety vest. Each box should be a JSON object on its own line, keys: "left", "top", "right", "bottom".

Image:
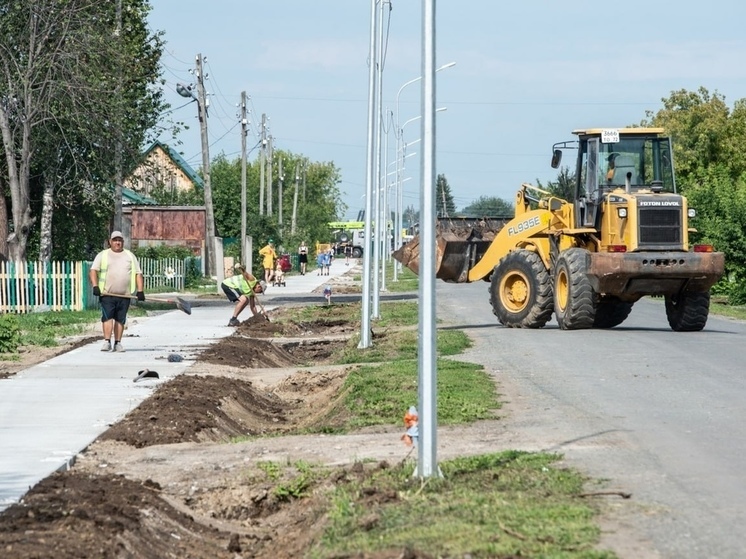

{"left": 98, "top": 249, "right": 138, "bottom": 293}
{"left": 223, "top": 274, "right": 257, "bottom": 295}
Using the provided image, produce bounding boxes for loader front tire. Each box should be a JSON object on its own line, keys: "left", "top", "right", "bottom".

{"left": 665, "top": 291, "right": 710, "bottom": 332}
{"left": 489, "top": 249, "right": 553, "bottom": 328}
{"left": 554, "top": 248, "right": 596, "bottom": 330}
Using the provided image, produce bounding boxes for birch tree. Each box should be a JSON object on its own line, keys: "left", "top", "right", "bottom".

{"left": 0, "top": 0, "right": 164, "bottom": 261}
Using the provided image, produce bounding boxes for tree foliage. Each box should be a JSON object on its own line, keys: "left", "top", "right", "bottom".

{"left": 460, "top": 196, "right": 514, "bottom": 217}
{"left": 539, "top": 166, "right": 576, "bottom": 202}
{"left": 435, "top": 174, "right": 456, "bottom": 217}
{"left": 0, "top": 0, "right": 164, "bottom": 261}
{"left": 644, "top": 87, "right": 746, "bottom": 300}
{"left": 206, "top": 150, "right": 345, "bottom": 269}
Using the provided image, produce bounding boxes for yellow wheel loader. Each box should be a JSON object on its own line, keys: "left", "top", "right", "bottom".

{"left": 394, "top": 128, "right": 725, "bottom": 331}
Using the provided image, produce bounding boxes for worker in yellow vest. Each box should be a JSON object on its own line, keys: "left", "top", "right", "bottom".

{"left": 221, "top": 265, "right": 267, "bottom": 326}
{"left": 89, "top": 231, "right": 144, "bottom": 352}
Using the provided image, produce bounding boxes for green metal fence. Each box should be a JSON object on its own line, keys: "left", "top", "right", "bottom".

{"left": 0, "top": 261, "right": 87, "bottom": 312}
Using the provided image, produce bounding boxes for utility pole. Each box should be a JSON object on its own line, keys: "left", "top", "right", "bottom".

{"left": 291, "top": 162, "right": 300, "bottom": 235}
{"left": 240, "top": 91, "right": 248, "bottom": 265}
{"left": 302, "top": 162, "right": 307, "bottom": 202}
{"left": 440, "top": 181, "right": 449, "bottom": 218}
{"left": 278, "top": 155, "right": 284, "bottom": 229}
{"left": 195, "top": 53, "right": 217, "bottom": 277}
{"left": 113, "top": 0, "right": 123, "bottom": 232}
{"left": 259, "top": 113, "right": 266, "bottom": 215}
{"left": 266, "top": 135, "right": 274, "bottom": 216}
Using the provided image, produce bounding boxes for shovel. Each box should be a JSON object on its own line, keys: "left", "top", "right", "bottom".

{"left": 253, "top": 293, "right": 270, "bottom": 321}
{"left": 101, "top": 292, "right": 192, "bottom": 315}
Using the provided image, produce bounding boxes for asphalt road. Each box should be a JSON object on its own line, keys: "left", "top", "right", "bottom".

{"left": 436, "top": 280, "right": 746, "bottom": 559}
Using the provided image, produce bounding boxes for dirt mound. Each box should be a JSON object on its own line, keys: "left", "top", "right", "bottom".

{"left": 99, "top": 366, "right": 351, "bottom": 449}
{"left": 235, "top": 313, "right": 357, "bottom": 338}
{"left": 0, "top": 472, "right": 238, "bottom": 558}
{"left": 1, "top": 459, "right": 423, "bottom": 559}
{"left": 196, "top": 335, "right": 348, "bottom": 369}
{"left": 100, "top": 375, "right": 291, "bottom": 447}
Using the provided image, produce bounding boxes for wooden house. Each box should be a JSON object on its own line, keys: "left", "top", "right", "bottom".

{"left": 121, "top": 142, "right": 206, "bottom": 257}
{"left": 124, "top": 140, "right": 203, "bottom": 197}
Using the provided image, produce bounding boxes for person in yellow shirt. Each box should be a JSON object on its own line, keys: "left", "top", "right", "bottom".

{"left": 258, "top": 239, "right": 277, "bottom": 283}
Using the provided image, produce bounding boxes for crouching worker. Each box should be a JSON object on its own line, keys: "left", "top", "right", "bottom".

{"left": 221, "top": 266, "right": 267, "bottom": 326}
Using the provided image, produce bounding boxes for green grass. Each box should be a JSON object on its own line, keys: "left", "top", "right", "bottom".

{"left": 711, "top": 301, "right": 746, "bottom": 321}
{"left": 253, "top": 297, "right": 616, "bottom": 557}
{"left": 11, "top": 309, "right": 103, "bottom": 348}
{"left": 335, "top": 358, "right": 499, "bottom": 430}
{"left": 382, "top": 264, "right": 419, "bottom": 292}
{"left": 1, "top": 304, "right": 155, "bottom": 352}
{"left": 309, "top": 451, "right": 616, "bottom": 559}
{"left": 334, "top": 328, "right": 470, "bottom": 365}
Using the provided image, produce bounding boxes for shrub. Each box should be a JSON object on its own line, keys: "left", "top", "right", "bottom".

{"left": 132, "top": 245, "right": 193, "bottom": 260}
{"left": 0, "top": 314, "right": 21, "bottom": 353}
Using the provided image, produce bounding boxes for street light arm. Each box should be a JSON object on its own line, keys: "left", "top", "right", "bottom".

{"left": 395, "top": 61, "right": 455, "bottom": 137}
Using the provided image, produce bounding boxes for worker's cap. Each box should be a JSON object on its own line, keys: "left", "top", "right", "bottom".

{"left": 258, "top": 280, "right": 267, "bottom": 292}
{"left": 110, "top": 231, "right": 124, "bottom": 240}
{"left": 268, "top": 238, "right": 274, "bottom": 244}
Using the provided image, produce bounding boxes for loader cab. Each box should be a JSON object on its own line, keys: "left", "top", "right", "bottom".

{"left": 572, "top": 128, "right": 676, "bottom": 228}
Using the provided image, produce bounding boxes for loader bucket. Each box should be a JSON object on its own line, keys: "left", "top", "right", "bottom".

{"left": 393, "top": 219, "right": 504, "bottom": 283}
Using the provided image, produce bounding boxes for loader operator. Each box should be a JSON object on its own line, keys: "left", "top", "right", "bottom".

{"left": 605, "top": 153, "right": 617, "bottom": 184}
{"left": 221, "top": 265, "right": 266, "bottom": 326}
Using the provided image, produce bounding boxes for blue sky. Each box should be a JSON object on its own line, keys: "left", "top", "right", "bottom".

{"left": 148, "top": 1, "right": 746, "bottom": 219}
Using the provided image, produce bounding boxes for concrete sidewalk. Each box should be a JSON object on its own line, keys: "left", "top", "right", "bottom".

{"left": 0, "top": 257, "right": 356, "bottom": 512}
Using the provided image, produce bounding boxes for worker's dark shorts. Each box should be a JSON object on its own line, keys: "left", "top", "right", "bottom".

{"left": 222, "top": 283, "right": 242, "bottom": 303}
{"left": 100, "top": 295, "right": 130, "bottom": 325}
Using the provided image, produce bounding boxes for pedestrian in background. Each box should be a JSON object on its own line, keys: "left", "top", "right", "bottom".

{"left": 344, "top": 244, "right": 352, "bottom": 266}
{"left": 221, "top": 266, "right": 266, "bottom": 326}
{"left": 322, "top": 249, "right": 332, "bottom": 275}
{"left": 259, "top": 239, "right": 277, "bottom": 284}
{"left": 316, "top": 250, "right": 325, "bottom": 276}
{"left": 298, "top": 241, "right": 308, "bottom": 275}
{"left": 89, "top": 231, "right": 144, "bottom": 353}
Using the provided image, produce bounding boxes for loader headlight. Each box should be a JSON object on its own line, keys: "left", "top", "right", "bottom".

{"left": 617, "top": 207, "right": 628, "bottom": 218}
{"left": 688, "top": 208, "right": 696, "bottom": 218}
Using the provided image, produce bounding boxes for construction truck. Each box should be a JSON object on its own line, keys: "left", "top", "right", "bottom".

{"left": 328, "top": 221, "right": 366, "bottom": 258}
{"left": 394, "top": 128, "right": 725, "bottom": 331}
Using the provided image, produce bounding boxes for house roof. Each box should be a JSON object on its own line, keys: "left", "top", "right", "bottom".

{"left": 122, "top": 186, "right": 157, "bottom": 205}
{"left": 143, "top": 140, "right": 204, "bottom": 189}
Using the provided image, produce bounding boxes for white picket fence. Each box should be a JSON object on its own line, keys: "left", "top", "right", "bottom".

{"left": 139, "top": 257, "right": 185, "bottom": 292}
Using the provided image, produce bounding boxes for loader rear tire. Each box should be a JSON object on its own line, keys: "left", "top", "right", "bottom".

{"left": 554, "top": 248, "right": 596, "bottom": 330}
{"left": 594, "top": 296, "right": 633, "bottom": 329}
{"left": 489, "top": 249, "right": 553, "bottom": 328}
{"left": 665, "top": 291, "right": 710, "bottom": 332}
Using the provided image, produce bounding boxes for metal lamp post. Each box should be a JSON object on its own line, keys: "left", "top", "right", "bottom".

{"left": 394, "top": 108, "right": 447, "bottom": 281}
{"left": 393, "top": 62, "right": 455, "bottom": 280}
